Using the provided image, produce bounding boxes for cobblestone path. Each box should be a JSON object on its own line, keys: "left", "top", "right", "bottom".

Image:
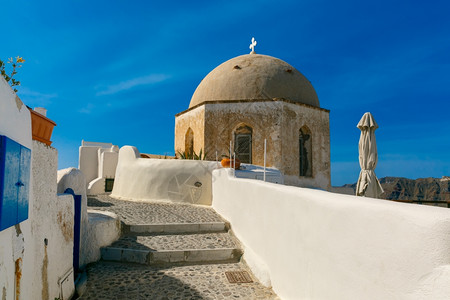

{"left": 78, "top": 261, "right": 278, "bottom": 300}
{"left": 87, "top": 194, "right": 224, "bottom": 224}
{"left": 78, "top": 195, "right": 279, "bottom": 300}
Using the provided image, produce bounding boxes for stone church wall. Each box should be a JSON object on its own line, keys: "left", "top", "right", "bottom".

{"left": 280, "top": 102, "right": 330, "bottom": 190}
{"left": 174, "top": 105, "right": 205, "bottom": 156}
{"left": 175, "top": 100, "right": 330, "bottom": 189}
{"left": 203, "top": 101, "right": 282, "bottom": 164}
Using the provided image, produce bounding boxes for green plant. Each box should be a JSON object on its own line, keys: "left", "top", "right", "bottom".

{"left": 177, "top": 149, "right": 207, "bottom": 160}
{"left": 0, "top": 56, "right": 25, "bottom": 92}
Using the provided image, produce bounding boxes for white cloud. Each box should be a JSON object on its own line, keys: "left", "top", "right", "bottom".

{"left": 17, "top": 87, "right": 58, "bottom": 107}
{"left": 78, "top": 103, "right": 94, "bottom": 114}
{"left": 96, "top": 74, "right": 170, "bottom": 96}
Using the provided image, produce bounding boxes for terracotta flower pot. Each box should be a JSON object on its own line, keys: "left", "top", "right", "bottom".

{"left": 221, "top": 158, "right": 241, "bottom": 169}
{"left": 28, "top": 108, "right": 56, "bottom": 146}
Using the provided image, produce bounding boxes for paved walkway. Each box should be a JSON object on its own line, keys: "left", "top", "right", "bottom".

{"left": 87, "top": 194, "right": 224, "bottom": 224}
{"left": 78, "top": 195, "right": 279, "bottom": 300}
{"left": 78, "top": 262, "right": 276, "bottom": 300}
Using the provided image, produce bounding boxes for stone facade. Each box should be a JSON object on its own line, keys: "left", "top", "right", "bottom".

{"left": 174, "top": 105, "right": 205, "bottom": 157}
{"left": 175, "top": 99, "right": 330, "bottom": 190}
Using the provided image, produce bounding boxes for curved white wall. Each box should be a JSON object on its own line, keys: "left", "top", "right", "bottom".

{"left": 111, "top": 146, "right": 219, "bottom": 205}
{"left": 84, "top": 210, "right": 121, "bottom": 264}
{"left": 57, "top": 168, "right": 90, "bottom": 267}
{"left": 212, "top": 168, "right": 450, "bottom": 300}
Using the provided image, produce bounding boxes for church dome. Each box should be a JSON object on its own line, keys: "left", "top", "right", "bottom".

{"left": 189, "top": 54, "right": 319, "bottom": 108}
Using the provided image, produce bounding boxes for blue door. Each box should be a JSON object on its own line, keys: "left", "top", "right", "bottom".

{"left": 0, "top": 136, "right": 31, "bottom": 231}
{"left": 18, "top": 144, "right": 31, "bottom": 222}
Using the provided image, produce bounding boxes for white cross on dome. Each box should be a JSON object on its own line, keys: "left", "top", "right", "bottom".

{"left": 249, "top": 37, "right": 257, "bottom": 54}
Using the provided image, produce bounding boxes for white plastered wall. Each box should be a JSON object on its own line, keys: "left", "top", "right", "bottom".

{"left": 111, "top": 146, "right": 219, "bottom": 205}
{"left": 56, "top": 168, "right": 121, "bottom": 266}
{"left": 57, "top": 168, "right": 90, "bottom": 268}
{"left": 79, "top": 142, "right": 118, "bottom": 195}
{"left": 78, "top": 146, "right": 100, "bottom": 184}
{"left": 31, "top": 141, "right": 74, "bottom": 300}
{"left": 99, "top": 150, "right": 118, "bottom": 178}
{"left": 212, "top": 169, "right": 450, "bottom": 300}
{"left": 0, "top": 78, "right": 31, "bottom": 148}
{"left": 1, "top": 76, "right": 75, "bottom": 300}
{"left": 84, "top": 210, "right": 121, "bottom": 264}
{"left": 0, "top": 77, "right": 33, "bottom": 300}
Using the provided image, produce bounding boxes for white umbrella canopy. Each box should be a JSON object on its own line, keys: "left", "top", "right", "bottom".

{"left": 356, "top": 112, "right": 384, "bottom": 198}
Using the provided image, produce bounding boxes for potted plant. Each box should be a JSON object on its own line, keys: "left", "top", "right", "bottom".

{"left": 1, "top": 56, "right": 56, "bottom": 146}
{"left": 220, "top": 156, "right": 241, "bottom": 169}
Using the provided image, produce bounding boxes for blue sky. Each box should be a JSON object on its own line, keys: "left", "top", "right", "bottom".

{"left": 2, "top": 0, "right": 449, "bottom": 186}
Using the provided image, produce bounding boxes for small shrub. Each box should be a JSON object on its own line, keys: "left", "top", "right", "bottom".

{"left": 0, "top": 56, "right": 25, "bottom": 92}
{"left": 177, "top": 149, "right": 207, "bottom": 160}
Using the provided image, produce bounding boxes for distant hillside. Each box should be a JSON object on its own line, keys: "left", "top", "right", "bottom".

{"left": 332, "top": 176, "right": 450, "bottom": 201}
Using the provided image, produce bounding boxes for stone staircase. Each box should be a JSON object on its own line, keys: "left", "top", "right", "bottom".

{"left": 83, "top": 195, "right": 279, "bottom": 299}
{"left": 100, "top": 219, "right": 243, "bottom": 265}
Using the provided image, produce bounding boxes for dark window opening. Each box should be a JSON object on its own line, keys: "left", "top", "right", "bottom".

{"left": 299, "top": 127, "right": 312, "bottom": 177}
{"left": 185, "top": 128, "right": 194, "bottom": 157}
{"left": 105, "top": 178, "right": 114, "bottom": 192}
{"left": 234, "top": 125, "right": 252, "bottom": 164}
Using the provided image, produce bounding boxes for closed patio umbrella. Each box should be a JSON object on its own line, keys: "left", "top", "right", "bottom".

{"left": 356, "top": 112, "right": 384, "bottom": 198}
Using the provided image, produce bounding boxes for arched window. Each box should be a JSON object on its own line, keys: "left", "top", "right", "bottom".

{"left": 185, "top": 128, "right": 194, "bottom": 157}
{"left": 234, "top": 124, "right": 252, "bottom": 164}
{"left": 299, "top": 126, "right": 312, "bottom": 177}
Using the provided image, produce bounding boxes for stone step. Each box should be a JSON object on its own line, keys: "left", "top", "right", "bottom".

{"left": 123, "top": 222, "right": 229, "bottom": 235}
{"left": 101, "top": 232, "right": 243, "bottom": 265}
{"left": 101, "top": 247, "right": 243, "bottom": 265}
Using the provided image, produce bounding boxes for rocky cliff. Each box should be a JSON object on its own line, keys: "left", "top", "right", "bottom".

{"left": 333, "top": 176, "right": 450, "bottom": 201}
